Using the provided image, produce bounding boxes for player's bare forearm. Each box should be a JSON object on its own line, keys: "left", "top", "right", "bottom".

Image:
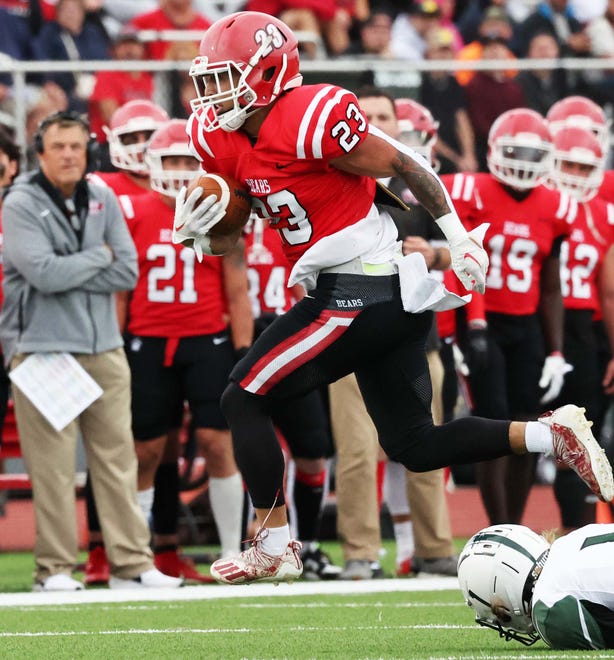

{"left": 538, "top": 256, "right": 564, "bottom": 354}
{"left": 223, "top": 238, "right": 254, "bottom": 349}
{"left": 392, "top": 151, "right": 451, "bottom": 219}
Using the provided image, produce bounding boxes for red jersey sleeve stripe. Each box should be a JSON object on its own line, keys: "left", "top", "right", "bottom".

{"left": 311, "top": 89, "right": 356, "bottom": 159}
{"left": 188, "top": 112, "right": 214, "bottom": 161}
{"left": 240, "top": 309, "right": 359, "bottom": 394}
{"left": 296, "top": 85, "right": 335, "bottom": 159}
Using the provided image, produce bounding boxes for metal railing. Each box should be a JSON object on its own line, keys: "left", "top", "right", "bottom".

{"left": 1, "top": 55, "right": 613, "bottom": 163}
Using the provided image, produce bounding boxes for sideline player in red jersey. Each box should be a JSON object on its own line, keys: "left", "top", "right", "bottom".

{"left": 83, "top": 98, "right": 170, "bottom": 585}
{"left": 548, "top": 126, "right": 614, "bottom": 531}
{"left": 118, "top": 119, "right": 252, "bottom": 581}
{"left": 174, "top": 11, "right": 613, "bottom": 584}
{"left": 442, "top": 108, "right": 577, "bottom": 526}
{"left": 245, "top": 217, "right": 341, "bottom": 579}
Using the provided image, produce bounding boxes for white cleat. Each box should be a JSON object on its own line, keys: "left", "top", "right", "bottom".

{"left": 109, "top": 567, "right": 183, "bottom": 590}
{"left": 211, "top": 529, "right": 303, "bottom": 585}
{"left": 539, "top": 404, "right": 614, "bottom": 502}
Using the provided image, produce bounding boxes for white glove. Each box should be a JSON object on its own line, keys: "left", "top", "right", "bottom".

{"left": 539, "top": 354, "right": 573, "bottom": 404}
{"left": 436, "top": 215, "right": 489, "bottom": 294}
{"left": 171, "top": 185, "right": 226, "bottom": 261}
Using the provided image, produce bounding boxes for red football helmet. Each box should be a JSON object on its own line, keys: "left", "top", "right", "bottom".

{"left": 547, "top": 96, "right": 610, "bottom": 147}
{"left": 189, "top": 11, "right": 303, "bottom": 132}
{"left": 552, "top": 126, "right": 605, "bottom": 202}
{"left": 104, "top": 100, "right": 169, "bottom": 173}
{"left": 145, "top": 119, "right": 200, "bottom": 198}
{"left": 487, "top": 108, "right": 553, "bottom": 189}
{"left": 394, "top": 98, "right": 439, "bottom": 163}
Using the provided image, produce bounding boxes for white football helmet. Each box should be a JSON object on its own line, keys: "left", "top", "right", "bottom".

{"left": 457, "top": 524, "right": 550, "bottom": 646}
{"left": 487, "top": 108, "right": 553, "bottom": 189}
{"left": 104, "top": 100, "right": 170, "bottom": 173}
{"left": 145, "top": 119, "right": 200, "bottom": 198}
{"left": 552, "top": 126, "right": 605, "bottom": 202}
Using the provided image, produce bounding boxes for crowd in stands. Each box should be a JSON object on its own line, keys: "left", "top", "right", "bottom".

{"left": 0, "top": 0, "right": 614, "bottom": 590}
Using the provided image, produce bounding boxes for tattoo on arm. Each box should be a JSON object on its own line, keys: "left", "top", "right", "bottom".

{"left": 392, "top": 151, "right": 451, "bottom": 219}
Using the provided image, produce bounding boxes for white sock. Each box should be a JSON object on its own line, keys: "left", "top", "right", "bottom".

{"left": 136, "top": 487, "right": 154, "bottom": 521}
{"left": 209, "top": 473, "right": 244, "bottom": 557}
{"left": 393, "top": 520, "right": 415, "bottom": 564}
{"left": 260, "top": 524, "right": 291, "bottom": 556}
{"left": 384, "top": 461, "right": 411, "bottom": 516}
{"left": 525, "top": 421, "right": 554, "bottom": 454}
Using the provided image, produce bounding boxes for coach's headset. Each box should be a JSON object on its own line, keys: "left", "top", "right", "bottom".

{"left": 34, "top": 111, "right": 100, "bottom": 171}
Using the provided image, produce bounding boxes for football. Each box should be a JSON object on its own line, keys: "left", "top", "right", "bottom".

{"left": 187, "top": 172, "right": 252, "bottom": 237}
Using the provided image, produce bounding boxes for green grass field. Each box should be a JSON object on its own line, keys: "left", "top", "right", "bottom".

{"left": 2, "top": 543, "right": 614, "bottom": 659}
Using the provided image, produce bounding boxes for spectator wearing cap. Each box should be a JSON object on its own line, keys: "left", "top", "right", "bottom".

{"left": 390, "top": 0, "right": 443, "bottom": 60}
{"left": 420, "top": 26, "right": 478, "bottom": 173}
{"left": 127, "top": 0, "right": 211, "bottom": 61}
{"left": 455, "top": 6, "right": 517, "bottom": 86}
{"left": 464, "top": 34, "right": 526, "bottom": 170}
{"left": 515, "top": 31, "right": 571, "bottom": 115}
{"left": 515, "top": 0, "right": 590, "bottom": 57}
{"left": 88, "top": 28, "right": 155, "bottom": 157}
{"left": 432, "top": 0, "right": 464, "bottom": 51}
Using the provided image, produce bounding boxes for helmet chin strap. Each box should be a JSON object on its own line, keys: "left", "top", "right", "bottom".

{"left": 219, "top": 106, "right": 248, "bottom": 132}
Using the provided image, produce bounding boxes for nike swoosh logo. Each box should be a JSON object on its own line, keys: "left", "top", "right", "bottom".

{"left": 275, "top": 163, "right": 292, "bottom": 170}
{"left": 212, "top": 336, "right": 229, "bottom": 345}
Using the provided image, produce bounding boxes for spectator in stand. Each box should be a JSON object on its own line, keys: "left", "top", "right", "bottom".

{"left": 465, "top": 35, "right": 526, "bottom": 170}
{"left": 432, "top": 0, "right": 464, "bottom": 50}
{"left": 584, "top": 0, "right": 614, "bottom": 107}
{"left": 33, "top": 0, "right": 110, "bottom": 114}
{"left": 193, "top": 0, "right": 247, "bottom": 22}
{"left": 515, "top": 31, "right": 570, "bottom": 115}
{"left": 0, "top": 111, "right": 182, "bottom": 591}
{"left": 0, "top": 127, "right": 19, "bottom": 517}
{"left": 420, "top": 26, "right": 478, "bottom": 174}
{"left": 127, "top": 0, "right": 211, "bottom": 61}
{"left": 456, "top": 5, "right": 517, "bottom": 87}
{"left": 244, "top": 217, "right": 341, "bottom": 580}
{"left": 101, "top": 0, "right": 156, "bottom": 24}
{"left": 390, "top": 0, "right": 442, "bottom": 60}
{"left": 344, "top": 8, "right": 394, "bottom": 57}
{"left": 121, "top": 119, "right": 250, "bottom": 576}
{"left": 88, "top": 27, "right": 155, "bottom": 166}
{"left": 515, "top": 0, "right": 591, "bottom": 57}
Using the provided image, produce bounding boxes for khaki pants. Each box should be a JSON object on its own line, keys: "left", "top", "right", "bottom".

{"left": 12, "top": 349, "right": 153, "bottom": 582}
{"left": 330, "top": 350, "right": 454, "bottom": 562}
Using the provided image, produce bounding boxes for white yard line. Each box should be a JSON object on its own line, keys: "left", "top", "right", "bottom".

{"left": 0, "top": 576, "right": 459, "bottom": 608}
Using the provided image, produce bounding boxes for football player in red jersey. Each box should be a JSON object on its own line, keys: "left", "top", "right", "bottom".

{"left": 245, "top": 217, "right": 341, "bottom": 579}
{"left": 548, "top": 125, "right": 614, "bottom": 531}
{"left": 174, "top": 11, "right": 614, "bottom": 584}
{"left": 120, "top": 119, "right": 252, "bottom": 582}
{"left": 83, "top": 99, "right": 170, "bottom": 585}
{"left": 88, "top": 99, "right": 170, "bottom": 199}
{"left": 442, "top": 108, "right": 578, "bottom": 526}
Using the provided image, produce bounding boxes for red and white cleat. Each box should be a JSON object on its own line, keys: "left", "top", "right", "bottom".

{"left": 540, "top": 404, "right": 614, "bottom": 502}
{"left": 210, "top": 529, "right": 303, "bottom": 585}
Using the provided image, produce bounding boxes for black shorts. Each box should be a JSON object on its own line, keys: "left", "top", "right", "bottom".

{"left": 467, "top": 312, "right": 544, "bottom": 419}
{"left": 125, "top": 332, "right": 234, "bottom": 440}
{"left": 230, "top": 272, "right": 434, "bottom": 460}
